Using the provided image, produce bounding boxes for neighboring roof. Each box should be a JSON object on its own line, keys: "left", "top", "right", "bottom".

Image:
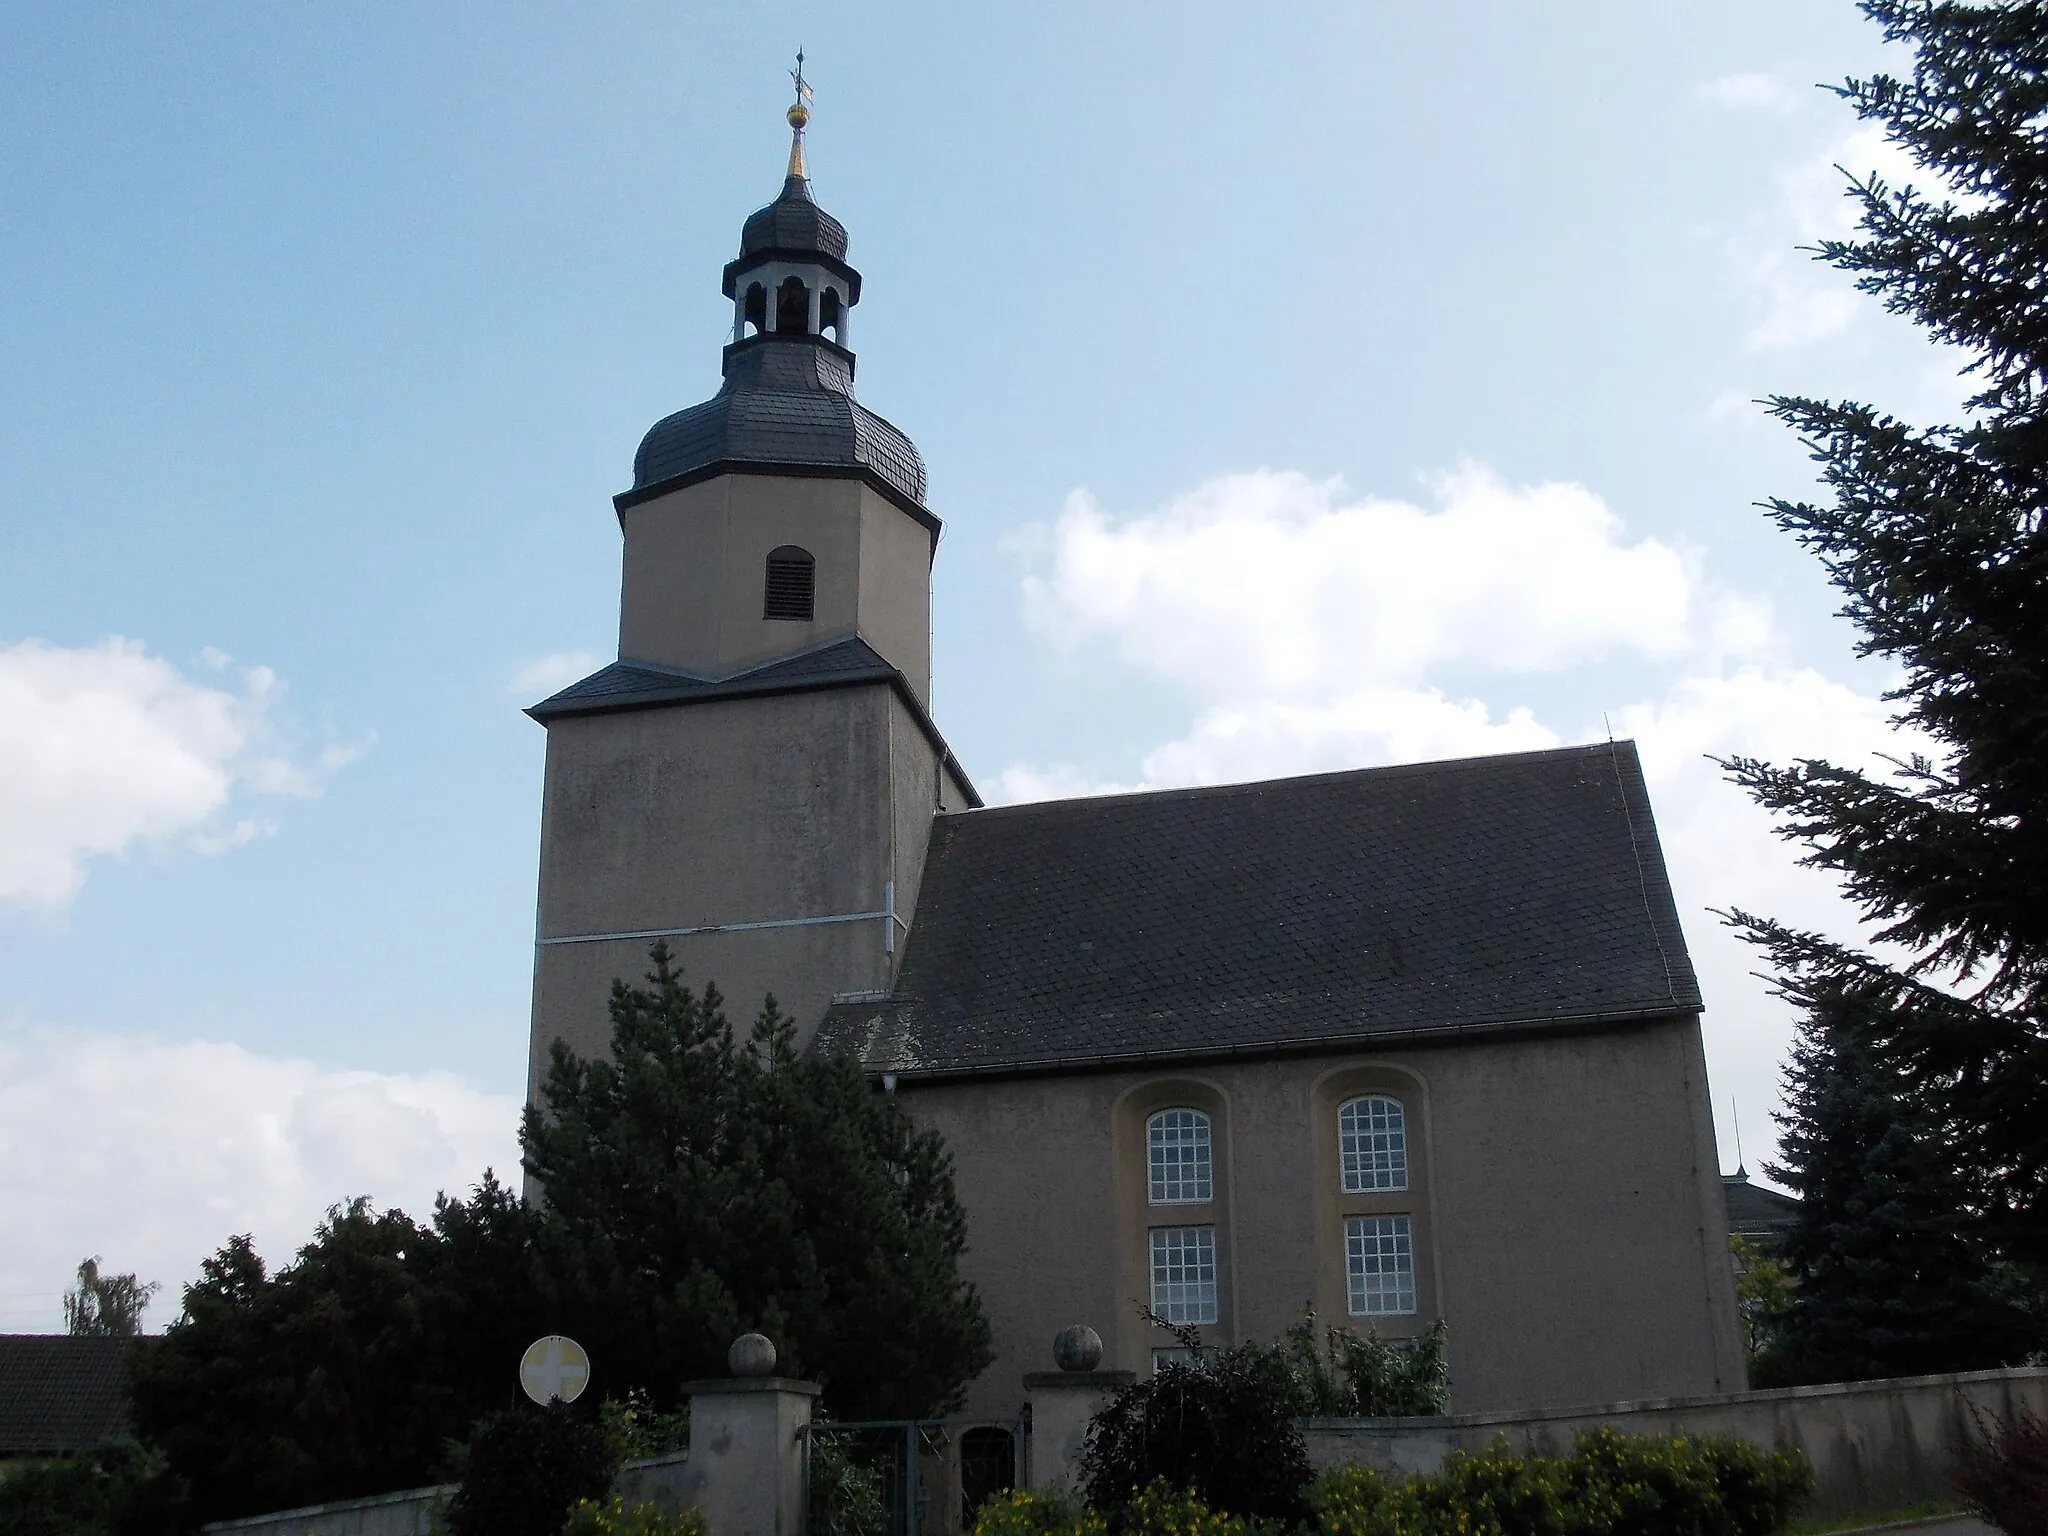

{"left": 525, "top": 636, "right": 982, "bottom": 807}
{"left": 0, "top": 1335, "right": 132, "bottom": 1455}
{"left": 1723, "top": 1172, "right": 1801, "bottom": 1245}
{"left": 624, "top": 339, "right": 929, "bottom": 520}
{"left": 814, "top": 741, "right": 1701, "bottom": 1079}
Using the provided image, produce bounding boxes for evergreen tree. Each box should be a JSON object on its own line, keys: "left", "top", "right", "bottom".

{"left": 521, "top": 943, "right": 993, "bottom": 1420}
{"left": 1759, "top": 977, "right": 2034, "bottom": 1383}
{"left": 1726, "top": 0, "right": 2048, "bottom": 1308}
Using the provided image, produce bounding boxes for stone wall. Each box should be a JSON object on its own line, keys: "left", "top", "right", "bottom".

{"left": 198, "top": 1452, "right": 695, "bottom": 1536}
{"left": 1301, "top": 1365, "right": 2048, "bottom": 1521}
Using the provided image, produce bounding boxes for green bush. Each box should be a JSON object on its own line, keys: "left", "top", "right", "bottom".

{"left": 0, "top": 1440, "right": 190, "bottom": 1536}
{"left": 561, "top": 1495, "right": 708, "bottom": 1536}
{"left": 445, "top": 1401, "right": 616, "bottom": 1536}
{"left": 1082, "top": 1319, "right": 1314, "bottom": 1525}
{"left": 1230, "top": 1310, "right": 1450, "bottom": 1419}
{"left": 1311, "top": 1429, "right": 1812, "bottom": 1536}
{"left": 1954, "top": 1407, "right": 2048, "bottom": 1536}
{"left": 968, "top": 1488, "right": 1105, "bottom": 1536}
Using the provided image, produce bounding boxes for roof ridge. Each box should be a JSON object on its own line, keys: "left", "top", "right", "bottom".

{"left": 955, "top": 740, "right": 1635, "bottom": 821}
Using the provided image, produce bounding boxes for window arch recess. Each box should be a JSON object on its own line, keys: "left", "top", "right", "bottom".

{"left": 1338, "top": 1094, "right": 1408, "bottom": 1193}
{"left": 1147, "top": 1107, "right": 1213, "bottom": 1205}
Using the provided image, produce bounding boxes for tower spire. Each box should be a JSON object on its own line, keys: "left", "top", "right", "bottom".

{"left": 785, "top": 49, "right": 813, "bottom": 180}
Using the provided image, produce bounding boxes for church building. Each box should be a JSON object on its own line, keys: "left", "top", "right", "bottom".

{"left": 525, "top": 95, "right": 1746, "bottom": 1416}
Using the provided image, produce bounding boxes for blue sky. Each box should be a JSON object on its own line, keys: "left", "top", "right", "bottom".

{"left": 0, "top": 3, "right": 1958, "bottom": 1326}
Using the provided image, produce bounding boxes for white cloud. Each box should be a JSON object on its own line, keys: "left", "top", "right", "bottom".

{"left": 0, "top": 638, "right": 353, "bottom": 915}
{"left": 1024, "top": 468, "right": 1720, "bottom": 701}
{"left": 511, "top": 651, "right": 603, "bottom": 697}
{"left": 0, "top": 1024, "right": 520, "bottom": 1333}
{"left": 1734, "top": 122, "right": 1929, "bottom": 351}
{"left": 1004, "top": 466, "right": 1922, "bottom": 1184}
{"left": 1695, "top": 72, "right": 1804, "bottom": 114}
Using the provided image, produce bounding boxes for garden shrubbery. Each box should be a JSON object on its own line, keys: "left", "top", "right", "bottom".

{"left": 1954, "top": 1408, "right": 2048, "bottom": 1536}
{"left": 982, "top": 1429, "right": 1812, "bottom": 1536}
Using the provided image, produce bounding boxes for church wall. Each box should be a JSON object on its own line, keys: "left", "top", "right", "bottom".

{"left": 616, "top": 474, "right": 933, "bottom": 695}
{"left": 855, "top": 483, "right": 933, "bottom": 703}
{"left": 527, "top": 684, "right": 904, "bottom": 1095}
{"left": 900, "top": 1015, "right": 1746, "bottom": 1417}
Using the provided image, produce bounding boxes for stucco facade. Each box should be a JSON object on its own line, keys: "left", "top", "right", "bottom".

{"left": 900, "top": 1019, "right": 1744, "bottom": 1416}
{"left": 528, "top": 678, "right": 972, "bottom": 1089}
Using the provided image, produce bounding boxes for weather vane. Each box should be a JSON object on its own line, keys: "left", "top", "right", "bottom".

{"left": 786, "top": 48, "right": 813, "bottom": 179}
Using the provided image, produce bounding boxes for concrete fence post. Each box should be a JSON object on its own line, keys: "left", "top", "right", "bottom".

{"left": 677, "top": 1334, "right": 822, "bottom": 1536}
{"left": 1022, "top": 1325, "right": 1133, "bottom": 1498}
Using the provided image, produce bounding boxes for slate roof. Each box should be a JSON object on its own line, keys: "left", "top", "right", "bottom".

{"left": 813, "top": 741, "right": 1701, "bottom": 1079}
{"left": 739, "top": 174, "right": 849, "bottom": 263}
{"left": 526, "top": 637, "right": 982, "bottom": 806}
{"left": 0, "top": 1335, "right": 132, "bottom": 1454}
{"left": 625, "top": 339, "right": 928, "bottom": 517}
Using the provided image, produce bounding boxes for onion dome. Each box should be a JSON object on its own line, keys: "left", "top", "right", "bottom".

{"left": 619, "top": 78, "right": 926, "bottom": 520}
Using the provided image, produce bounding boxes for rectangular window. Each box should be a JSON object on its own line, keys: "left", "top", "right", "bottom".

{"left": 1150, "top": 1348, "right": 1197, "bottom": 1374}
{"left": 1148, "top": 1226, "right": 1218, "bottom": 1325}
{"left": 1345, "top": 1214, "right": 1417, "bottom": 1316}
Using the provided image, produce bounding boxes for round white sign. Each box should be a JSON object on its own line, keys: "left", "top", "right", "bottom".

{"left": 519, "top": 1334, "right": 591, "bottom": 1405}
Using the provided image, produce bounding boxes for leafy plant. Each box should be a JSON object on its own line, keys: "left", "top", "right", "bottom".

{"left": 1081, "top": 1313, "right": 1314, "bottom": 1526}
{"left": 445, "top": 1401, "right": 616, "bottom": 1536}
{"left": 806, "top": 1428, "right": 889, "bottom": 1536}
{"left": 599, "top": 1389, "right": 690, "bottom": 1463}
{"left": 1953, "top": 1407, "right": 2048, "bottom": 1536}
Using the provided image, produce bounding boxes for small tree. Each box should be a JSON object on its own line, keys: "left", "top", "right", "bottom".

{"left": 63, "top": 1256, "right": 158, "bottom": 1337}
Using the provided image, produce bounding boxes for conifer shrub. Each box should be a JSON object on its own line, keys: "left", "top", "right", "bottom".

{"left": 1954, "top": 1408, "right": 2048, "bottom": 1536}
{"left": 446, "top": 1401, "right": 616, "bottom": 1536}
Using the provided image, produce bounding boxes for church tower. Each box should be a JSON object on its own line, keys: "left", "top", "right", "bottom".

{"left": 524, "top": 84, "right": 977, "bottom": 1094}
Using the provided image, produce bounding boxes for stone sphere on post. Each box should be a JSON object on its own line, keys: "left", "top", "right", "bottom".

{"left": 1052, "top": 1324, "right": 1104, "bottom": 1373}
{"left": 728, "top": 1331, "right": 778, "bottom": 1378}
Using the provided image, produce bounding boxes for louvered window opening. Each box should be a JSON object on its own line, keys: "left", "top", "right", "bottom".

{"left": 764, "top": 548, "right": 815, "bottom": 621}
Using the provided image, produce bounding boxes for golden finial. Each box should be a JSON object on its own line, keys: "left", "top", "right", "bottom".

{"left": 785, "top": 49, "right": 813, "bottom": 179}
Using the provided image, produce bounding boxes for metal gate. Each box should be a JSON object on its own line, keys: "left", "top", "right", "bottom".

{"left": 805, "top": 1415, "right": 1026, "bottom": 1536}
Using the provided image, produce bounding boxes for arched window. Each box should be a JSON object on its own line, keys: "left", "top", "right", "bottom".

{"left": 1147, "top": 1108, "right": 1212, "bottom": 1204}
{"left": 1338, "top": 1095, "right": 1407, "bottom": 1193}
{"left": 743, "top": 283, "right": 767, "bottom": 337}
{"left": 819, "top": 286, "right": 843, "bottom": 342}
{"left": 763, "top": 546, "right": 815, "bottom": 621}
{"left": 775, "top": 275, "right": 809, "bottom": 334}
